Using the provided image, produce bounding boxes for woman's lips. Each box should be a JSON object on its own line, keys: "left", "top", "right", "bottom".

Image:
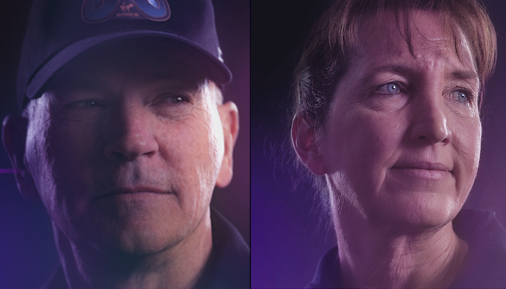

{"left": 390, "top": 162, "right": 452, "bottom": 179}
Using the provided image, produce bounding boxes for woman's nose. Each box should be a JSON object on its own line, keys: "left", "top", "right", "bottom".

{"left": 103, "top": 103, "right": 159, "bottom": 161}
{"left": 408, "top": 95, "right": 451, "bottom": 145}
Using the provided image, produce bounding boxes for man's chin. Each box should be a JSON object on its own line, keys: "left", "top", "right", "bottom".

{"left": 89, "top": 228, "right": 186, "bottom": 258}
{"left": 68, "top": 212, "right": 188, "bottom": 257}
{"left": 81, "top": 195, "right": 186, "bottom": 251}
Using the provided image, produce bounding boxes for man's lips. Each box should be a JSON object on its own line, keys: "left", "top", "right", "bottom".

{"left": 93, "top": 186, "right": 172, "bottom": 202}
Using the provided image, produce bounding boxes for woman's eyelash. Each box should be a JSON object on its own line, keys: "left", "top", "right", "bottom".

{"left": 376, "top": 82, "right": 402, "bottom": 94}
{"left": 449, "top": 89, "right": 474, "bottom": 104}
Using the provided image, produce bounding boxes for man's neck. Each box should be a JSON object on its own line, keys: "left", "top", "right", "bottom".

{"left": 335, "top": 205, "right": 468, "bottom": 289}
{"left": 52, "top": 215, "right": 213, "bottom": 289}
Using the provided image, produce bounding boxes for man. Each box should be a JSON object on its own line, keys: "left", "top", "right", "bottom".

{"left": 2, "top": 0, "right": 249, "bottom": 288}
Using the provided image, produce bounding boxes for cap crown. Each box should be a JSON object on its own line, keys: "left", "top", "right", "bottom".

{"left": 18, "top": 0, "right": 230, "bottom": 108}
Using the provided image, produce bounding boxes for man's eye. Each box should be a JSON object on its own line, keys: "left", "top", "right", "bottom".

{"left": 376, "top": 82, "right": 401, "bottom": 94}
{"left": 449, "top": 90, "right": 471, "bottom": 103}
{"left": 69, "top": 99, "right": 103, "bottom": 108}
{"left": 161, "top": 95, "right": 191, "bottom": 104}
{"left": 172, "top": 95, "right": 189, "bottom": 103}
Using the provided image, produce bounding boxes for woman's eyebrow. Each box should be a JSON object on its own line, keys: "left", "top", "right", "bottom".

{"left": 447, "top": 69, "right": 479, "bottom": 82}
{"left": 359, "top": 65, "right": 479, "bottom": 84}
{"left": 359, "top": 65, "right": 414, "bottom": 84}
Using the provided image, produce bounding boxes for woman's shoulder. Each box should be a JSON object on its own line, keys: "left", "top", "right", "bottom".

{"left": 451, "top": 209, "right": 506, "bottom": 288}
{"left": 305, "top": 246, "right": 343, "bottom": 289}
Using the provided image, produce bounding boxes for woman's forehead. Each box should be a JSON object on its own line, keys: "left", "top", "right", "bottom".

{"left": 354, "top": 10, "right": 476, "bottom": 73}
{"left": 359, "top": 10, "right": 452, "bottom": 49}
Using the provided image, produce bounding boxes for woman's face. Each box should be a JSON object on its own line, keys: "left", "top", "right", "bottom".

{"left": 319, "top": 11, "right": 481, "bottom": 230}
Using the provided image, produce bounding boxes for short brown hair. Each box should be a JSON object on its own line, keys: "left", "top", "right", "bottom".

{"left": 291, "top": 0, "right": 497, "bottom": 213}
{"left": 293, "top": 0, "right": 497, "bottom": 131}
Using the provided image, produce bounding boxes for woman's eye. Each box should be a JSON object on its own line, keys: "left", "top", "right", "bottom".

{"left": 376, "top": 82, "right": 400, "bottom": 94}
{"left": 450, "top": 90, "right": 470, "bottom": 103}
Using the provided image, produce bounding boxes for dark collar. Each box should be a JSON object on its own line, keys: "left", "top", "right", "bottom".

{"left": 194, "top": 208, "right": 250, "bottom": 289}
{"left": 306, "top": 209, "right": 506, "bottom": 288}
{"left": 450, "top": 209, "right": 506, "bottom": 288}
{"left": 41, "top": 209, "right": 250, "bottom": 289}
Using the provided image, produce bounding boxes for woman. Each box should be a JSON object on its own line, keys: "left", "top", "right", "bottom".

{"left": 291, "top": 0, "right": 506, "bottom": 287}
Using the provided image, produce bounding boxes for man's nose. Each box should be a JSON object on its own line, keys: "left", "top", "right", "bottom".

{"left": 408, "top": 93, "right": 451, "bottom": 145}
{"left": 103, "top": 103, "right": 158, "bottom": 161}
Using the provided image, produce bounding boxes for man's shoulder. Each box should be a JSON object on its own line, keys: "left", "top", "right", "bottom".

{"left": 195, "top": 208, "right": 250, "bottom": 289}
{"left": 40, "top": 209, "right": 250, "bottom": 289}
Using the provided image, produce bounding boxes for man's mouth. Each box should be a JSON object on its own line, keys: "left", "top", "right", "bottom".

{"left": 93, "top": 186, "right": 173, "bottom": 202}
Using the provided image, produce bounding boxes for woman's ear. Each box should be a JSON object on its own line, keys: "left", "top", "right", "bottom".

{"left": 2, "top": 115, "right": 40, "bottom": 200}
{"left": 291, "top": 113, "right": 326, "bottom": 175}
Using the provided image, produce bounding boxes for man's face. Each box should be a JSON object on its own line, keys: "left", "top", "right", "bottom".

{"left": 19, "top": 43, "right": 237, "bottom": 255}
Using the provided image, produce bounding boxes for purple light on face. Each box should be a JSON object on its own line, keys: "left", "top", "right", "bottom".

{"left": 0, "top": 169, "right": 20, "bottom": 174}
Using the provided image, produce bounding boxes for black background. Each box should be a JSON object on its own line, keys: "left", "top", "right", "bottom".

{"left": 2, "top": 0, "right": 506, "bottom": 288}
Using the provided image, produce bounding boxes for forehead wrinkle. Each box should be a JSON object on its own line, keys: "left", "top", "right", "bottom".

{"left": 383, "top": 35, "right": 472, "bottom": 81}
{"left": 361, "top": 10, "right": 473, "bottom": 65}
{"left": 408, "top": 12, "right": 477, "bottom": 79}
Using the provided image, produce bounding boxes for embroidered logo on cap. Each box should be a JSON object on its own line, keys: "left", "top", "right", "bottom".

{"left": 82, "top": 0, "right": 170, "bottom": 23}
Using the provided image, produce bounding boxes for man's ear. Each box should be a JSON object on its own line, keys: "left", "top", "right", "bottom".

{"left": 215, "top": 101, "right": 239, "bottom": 188}
{"left": 291, "top": 113, "right": 326, "bottom": 175}
{"left": 2, "top": 115, "right": 39, "bottom": 200}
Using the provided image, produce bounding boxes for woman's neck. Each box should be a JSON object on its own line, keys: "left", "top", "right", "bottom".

{"left": 335, "top": 206, "right": 468, "bottom": 289}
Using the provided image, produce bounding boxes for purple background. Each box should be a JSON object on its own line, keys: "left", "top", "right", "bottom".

{"left": 0, "top": 1, "right": 249, "bottom": 288}
{"left": 251, "top": 0, "right": 506, "bottom": 288}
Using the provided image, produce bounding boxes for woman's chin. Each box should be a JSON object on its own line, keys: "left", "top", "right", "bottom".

{"left": 362, "top": 192, "right": 464, "bottom": 234}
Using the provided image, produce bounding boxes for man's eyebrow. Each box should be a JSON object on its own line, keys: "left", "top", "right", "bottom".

{"left": 61, "top": 71, "right": 189, "bottom": 90}
{"left": 60, "top": 78, "right": 108, "bottom": 92}
{"left": 145, "top": 70, "right": 181, "bottom": 82}
{"left": 141, "top": 69, "right": 203, "bottom": 86}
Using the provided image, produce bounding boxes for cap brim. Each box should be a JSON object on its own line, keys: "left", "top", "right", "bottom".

{"left": 26, "top": 31, "right": 232, "bottom": 101}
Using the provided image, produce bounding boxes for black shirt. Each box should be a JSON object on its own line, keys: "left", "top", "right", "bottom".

{"left": 41, "top": 209, "right": 250, "bottom": 289}
{"left": 306, "top": 209, "right": 506, "bottom": 288}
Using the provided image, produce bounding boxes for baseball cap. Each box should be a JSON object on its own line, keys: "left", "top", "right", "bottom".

{"left": 17, "top": 0, "right": 232, "bottom": 109}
